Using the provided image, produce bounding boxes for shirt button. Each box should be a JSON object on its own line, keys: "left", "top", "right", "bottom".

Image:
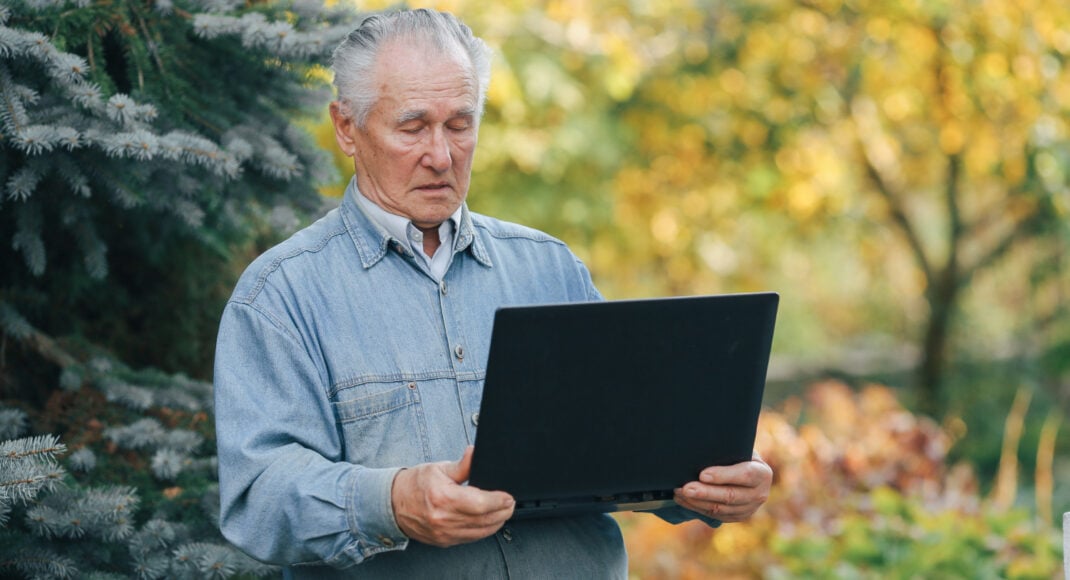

{"left": 471, "top": 412, "right": 479, "bottom": 426}
{"left": 454, "top": 345, "right": 464, "bottom": 361}
{"left": 380, "top": 536, "right": 395, "bottom": 548}
{"left": 502, "top": 528, "right": 513, "bottom": 542}
{"left": 439, "top": 281, "right": 448, "bottom": 295}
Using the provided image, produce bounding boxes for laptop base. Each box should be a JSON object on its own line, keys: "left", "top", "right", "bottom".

{"left": 511, "top": 491, "right": 677, "bottom": 520}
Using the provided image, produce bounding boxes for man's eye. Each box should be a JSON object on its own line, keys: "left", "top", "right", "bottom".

{"left": 447, "top": 123, "right": 471, "bottom": 132}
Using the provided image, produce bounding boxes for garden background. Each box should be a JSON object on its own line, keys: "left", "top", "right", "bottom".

{"left": 2, "top": 0, "right": 1069, "bottom": 577}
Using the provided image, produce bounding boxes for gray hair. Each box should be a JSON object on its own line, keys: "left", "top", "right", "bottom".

{"left": 330, "top": 9, "right": 492, "bottom": 127}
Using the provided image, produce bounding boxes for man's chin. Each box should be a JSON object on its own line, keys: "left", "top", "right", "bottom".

{"left": 413, "top": 198, "right": 464, "bottom": 220}
{"left": 411, "top": 208, "right": 462, "bottom": 230}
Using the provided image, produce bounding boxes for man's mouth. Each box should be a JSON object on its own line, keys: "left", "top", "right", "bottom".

{"left": 417, "top": 182, "right": 451, "bottom": 191}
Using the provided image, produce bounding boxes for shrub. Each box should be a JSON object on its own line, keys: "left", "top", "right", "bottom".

{"left": 619, "top": 380, "right": 1061, "bottom": 579}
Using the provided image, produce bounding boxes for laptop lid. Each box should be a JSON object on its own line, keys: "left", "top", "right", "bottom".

{"left": 468, "top": 292, "right": 779, "bottom": 519}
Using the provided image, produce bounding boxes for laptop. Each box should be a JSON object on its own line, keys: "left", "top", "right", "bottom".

{"left": 468, "top": 292, "right": 779, "bottom": 519}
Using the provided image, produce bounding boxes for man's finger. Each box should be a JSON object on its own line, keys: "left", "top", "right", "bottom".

{"left": 678, "top": 482, "right": 718, "bottom": 502}
{"left": 443, "top": 445, "right": 475, "bottom": 484}
{"left": 679, "top": 482, "right": 754, "bottom": 505}
{"left": 450, "top": 484, "right": 515, "bottom": 517}
{"left": 698, "top": 459, "right": 771, "bottom": 487}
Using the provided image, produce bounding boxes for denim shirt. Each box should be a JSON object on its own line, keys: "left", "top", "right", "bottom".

{"left": 214, "top": 179, "right": 712, "bottom": 578}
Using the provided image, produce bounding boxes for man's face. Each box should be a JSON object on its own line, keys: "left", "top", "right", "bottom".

{"left": 331, "top": 41, "right": 480, "bottom": 230}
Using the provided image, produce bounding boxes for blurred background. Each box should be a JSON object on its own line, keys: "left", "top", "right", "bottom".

{"left": 1, "top": 0, "right": 1068, "bottom": 577}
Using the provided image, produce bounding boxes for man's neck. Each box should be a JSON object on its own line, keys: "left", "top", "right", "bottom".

{"left": 416, "top": 224, "right": 442, "bottom": 257}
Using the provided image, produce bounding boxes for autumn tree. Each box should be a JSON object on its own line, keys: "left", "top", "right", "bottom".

{"left": 354, "top": 0, "right": 1070, "bottom": 415}
{"left": 620, "top": 0, "right": 1070, "bottom": 414}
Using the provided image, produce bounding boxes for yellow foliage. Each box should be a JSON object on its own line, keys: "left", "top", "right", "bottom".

{"left": 316, "top": 0, "right": 1070, "bottom": 358}
{"left": 650, "top": 209, "right": 680, "bottom": 248}
{"left": 717, "top": 68, "right": 747, "bottom": 97}
{"left": 939, "top": 122, "right": 966, "bottom": 155}
{"left": 486, "top": 58, "right": 526, "bottom": 121}
{"left": 881, "top": 88, "right": 920, "bottom": 122}
{"left": 866, "top": 18, "right": 891, "bottom": 43}
{"left": 303, "top": 113, "right": 351, "bottom": 198}
{"left": 738, "top": 120, "right": 768, "bottom": 149}
{"left": 603, "top": 33, "right": 641, "bottom": 101}
{"left": 785, "top": 182, "right": 820, "bottom": 220}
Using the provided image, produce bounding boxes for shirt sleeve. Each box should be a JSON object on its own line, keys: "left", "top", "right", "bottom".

{"left": 642, "top": 505, "right": 722, "bottom": 527}
{"left": 213, "top": 301, "right": 409, "bottom": 567}
{"left": 572, "top": 256, "right": 604, "bottom": 302}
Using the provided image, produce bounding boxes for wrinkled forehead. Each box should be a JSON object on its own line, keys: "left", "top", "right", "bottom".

{"left": 377, "top": 34, "right": 474, "bottom": 79}
{"left": 374, "top": 38, "right": 480, "bottom": 102}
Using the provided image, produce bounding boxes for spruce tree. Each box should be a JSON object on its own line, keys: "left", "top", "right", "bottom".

{"left": 0, "top": 0, "right": 359, "bottom": 576}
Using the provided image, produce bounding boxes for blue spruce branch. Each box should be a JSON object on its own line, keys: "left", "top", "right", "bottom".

{"left": 0, "top": 434, "right": 67, "bottom": 525}
{"left": 0, "top": 547, "right": 79, "bottom": 579}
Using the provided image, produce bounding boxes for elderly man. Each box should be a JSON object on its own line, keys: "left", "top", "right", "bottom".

{"left": 213, "top": 8, "right": 772, "bottom": 578}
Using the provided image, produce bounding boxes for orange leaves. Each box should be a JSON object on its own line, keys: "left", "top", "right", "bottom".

{"left": 620, "top": 380, "right": 992, "bottom": 578}
{"left": 762, "top": 381, "right": 958, "bottom": 511}
{"left": 162, "top": 486, "right": 183, "bottom": 500}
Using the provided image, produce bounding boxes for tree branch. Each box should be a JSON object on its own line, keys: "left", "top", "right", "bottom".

{"left": 850, "top": 109, "right": 934, "bottom": 286}
{"left": 0, "top": 300, "right": 79, "bottom": 369}
{"left": 944, "top": 152, "right": 963, "bottom": 283}
{"left": 958, "top": 209, "right": 1043, "bottom": 290}
{"left": 963, "top": 195, "right": 1025, "bottom": 237}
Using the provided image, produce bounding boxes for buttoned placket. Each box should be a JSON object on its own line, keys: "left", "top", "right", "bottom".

{"left": 422, "top": 230, "right": 521, "bottom": 561}
{"left": 434, "top": 260, "right": 476, "bottom": 446}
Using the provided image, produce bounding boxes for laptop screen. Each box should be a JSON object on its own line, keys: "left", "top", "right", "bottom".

{"left": 468, "top": 292, "right": 778, "bottom": 518}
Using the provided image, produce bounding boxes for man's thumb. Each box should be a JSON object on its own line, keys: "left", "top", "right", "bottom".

{"left": 443, "top": 445, "right": 474, "bottom": 483}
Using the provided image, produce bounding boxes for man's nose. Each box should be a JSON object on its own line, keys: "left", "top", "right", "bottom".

{"left": 422, "top": 128, "right": 452, "bottom": 172}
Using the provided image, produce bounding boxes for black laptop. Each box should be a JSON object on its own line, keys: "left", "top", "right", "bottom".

{"left": 468, "top": 292, "right": 779, "bottom": 519}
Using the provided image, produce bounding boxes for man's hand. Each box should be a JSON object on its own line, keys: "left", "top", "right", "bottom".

{"left": 673, "top": 451, "right": 772, "bottom": 522}
{"left": 391, "top": 446, "right": 515, "bottom": 547}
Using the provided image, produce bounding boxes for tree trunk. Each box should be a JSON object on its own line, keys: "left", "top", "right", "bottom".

{"left": 916, "top": 272, "right": 958, "bottom": 416}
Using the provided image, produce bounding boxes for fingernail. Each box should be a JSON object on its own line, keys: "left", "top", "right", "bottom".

{"left": 685, "top": 487, "right": 698, "bottom": 498}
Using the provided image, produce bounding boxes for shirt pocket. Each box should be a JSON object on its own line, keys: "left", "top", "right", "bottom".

{"left": 332, "top": 382, "right": 431, "bottom": 467}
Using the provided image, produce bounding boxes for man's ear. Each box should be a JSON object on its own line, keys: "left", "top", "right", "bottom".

{"left": 329, "top": 101, "right": 359, "bottom": 158}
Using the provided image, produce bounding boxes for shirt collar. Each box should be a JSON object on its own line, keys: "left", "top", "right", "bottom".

{"left": 353, "top": 188, "right": 462, "bottom": 253}
{"left": 340, "top": 177, "right": 492, "bottom": 269}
